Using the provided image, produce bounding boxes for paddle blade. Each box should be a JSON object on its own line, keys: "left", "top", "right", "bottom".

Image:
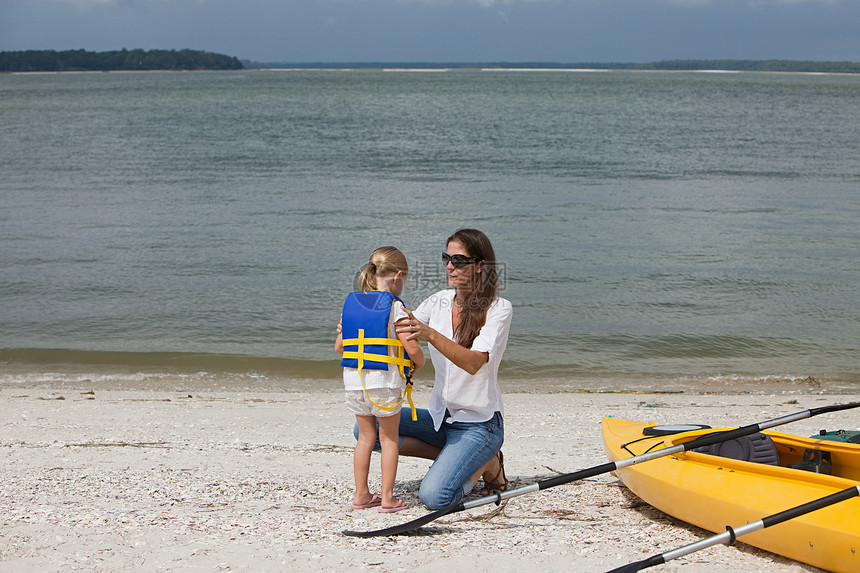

{"left": 342, "top": 506, "right": 456, "bottom": 537}
{"left": 809, "top": 401, "right": 860, "bottom": 417}
{"left": 606, "top": 555, "right": 665, "bottom": 573}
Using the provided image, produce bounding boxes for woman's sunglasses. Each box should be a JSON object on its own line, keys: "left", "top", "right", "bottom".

{"left": 442, "top": 253, "right": 480, "bottom": 269}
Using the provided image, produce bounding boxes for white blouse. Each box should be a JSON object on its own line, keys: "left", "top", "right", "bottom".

{"left": 413, "top": 289, "right": 513, "bottom": 431}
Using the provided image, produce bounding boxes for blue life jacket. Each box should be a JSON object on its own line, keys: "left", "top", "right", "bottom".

{"left": 340, "top": 290, "right": 411, "bottom": 379}
{"left": 340, "top": 290, "right": 416, "bottom": 419}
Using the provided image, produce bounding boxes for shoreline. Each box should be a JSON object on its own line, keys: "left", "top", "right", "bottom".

{"left": 2, "top": 372, "right": 855, "bottom": 397}
{"left": 7, "top": 66, "right": 860, "bottom": 76}
{"left": 2, "top": 385, "right": 857, "bottom": 571}
{"left": 2, "top": 358, "right": 857, "bottom": 396}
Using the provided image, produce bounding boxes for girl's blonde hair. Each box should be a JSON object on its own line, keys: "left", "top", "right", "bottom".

{"left": 357, "top": 246, "right": 408, "bottom": 292}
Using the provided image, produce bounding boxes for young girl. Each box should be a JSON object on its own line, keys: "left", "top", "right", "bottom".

{"left": 335, "top": 246, "right": 425, "bottom": 513}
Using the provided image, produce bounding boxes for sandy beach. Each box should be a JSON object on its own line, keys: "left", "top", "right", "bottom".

{"left": 2, "top": 377, "right": 858, "bottom": 572}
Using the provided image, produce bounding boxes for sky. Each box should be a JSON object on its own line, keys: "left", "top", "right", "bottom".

{"left": 1, "top": 0, "right": 859, "bottom": 64}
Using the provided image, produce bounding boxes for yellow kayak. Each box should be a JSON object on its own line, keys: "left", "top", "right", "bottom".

{"left": 602, "top": 417, "right": 860, "bottom": 573}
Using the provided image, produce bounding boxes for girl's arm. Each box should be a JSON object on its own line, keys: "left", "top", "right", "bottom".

{"left": 334, "top": 319, "right": 343, "bottom": 354}
{"left": 396, "top": 331, "right": 425, "bottom": 372}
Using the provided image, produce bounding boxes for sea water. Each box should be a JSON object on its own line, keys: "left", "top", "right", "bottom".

{"left": 1, "top": 69, "right": 858, "bottom": 391}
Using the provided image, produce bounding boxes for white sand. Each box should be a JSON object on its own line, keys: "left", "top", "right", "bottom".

{"left": 2, "top": 382, "right": 857, "bottom": 572}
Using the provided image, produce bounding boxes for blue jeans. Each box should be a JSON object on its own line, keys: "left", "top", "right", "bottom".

{"left": 354, "top": 408, "right": 504, "bottom": 510}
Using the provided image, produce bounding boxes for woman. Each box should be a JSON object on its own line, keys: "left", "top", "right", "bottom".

{"left": 394, "top": 228, "right": 513, "bottom": 510}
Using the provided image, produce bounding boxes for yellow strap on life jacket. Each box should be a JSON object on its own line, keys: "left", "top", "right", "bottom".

{"left": 404, "top": 380, "right": 417, "bottom": 422}
{"left": 343, "top": 329, "right": 417, "bottom": 421}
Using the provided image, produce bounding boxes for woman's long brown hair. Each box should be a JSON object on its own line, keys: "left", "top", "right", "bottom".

{"left": 448, "top": 229, "right": 500, "bottom": 349}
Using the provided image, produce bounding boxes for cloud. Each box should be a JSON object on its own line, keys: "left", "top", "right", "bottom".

{"left": 660, "top": 0, "right": 713, "bottom": 5}
{"left": 764, "top": 0, "right": 842, "bottom": 4}
{"left": 661, "top": 0, "right": 842, "bottom": 5}
{"left": 51, "top": 0, "right": 119, "bottom": 7}
{"left": 393, "top": 0, "right": 549, "bottom": 6}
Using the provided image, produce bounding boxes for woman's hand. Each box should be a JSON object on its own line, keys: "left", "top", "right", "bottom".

{"left": 395, "top": 309, "right": 428, "bottom": 341}
{"left": 396, "top": 309, "right": 488, "bottom": 375}
{"left": 394, "top": 309, "right": 426, "bottom": 372}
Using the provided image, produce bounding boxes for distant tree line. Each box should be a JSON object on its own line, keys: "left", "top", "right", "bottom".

{"left": 253, "top": 59, "right": 860, "bottom": 74}
{"left": 7, "top": 52, "right": 856, "bottom": 74}
{"left": 640, "top": 60, "right": 860, "bottom": 74}
{"left": 0, "top": 49, "right": 244, "bottom": 72}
